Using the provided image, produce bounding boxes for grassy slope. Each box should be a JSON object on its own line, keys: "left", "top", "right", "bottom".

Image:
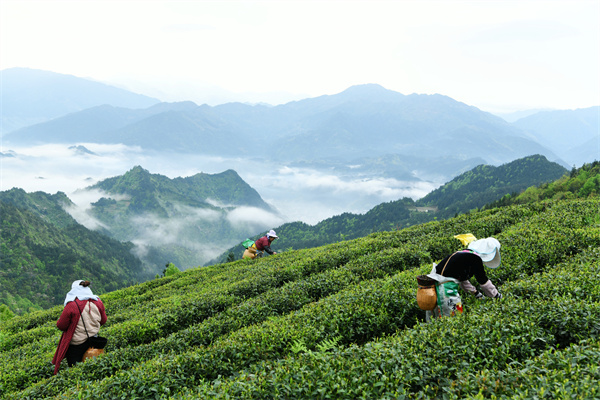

{"left": 0, "top": 198, "right": 599, "bottom": 399}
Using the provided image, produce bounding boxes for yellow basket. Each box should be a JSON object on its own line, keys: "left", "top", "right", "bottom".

{"left": 416, "top": 275, "right": 437, "bottom": 311}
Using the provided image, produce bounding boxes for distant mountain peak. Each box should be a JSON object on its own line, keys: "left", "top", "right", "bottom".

{"left": 128, "top": 165, "right": 148, "bottom": 174}
{"left": 342, "top": 83, "right": 389, "bottom": 93}
{"left": 338, "top": 84, "right": 406, "bottom": 101}
{"left": 68, "top": 145, "right": 97, "bottom": 156}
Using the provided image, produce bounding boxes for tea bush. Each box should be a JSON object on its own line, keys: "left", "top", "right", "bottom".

{"left": 1, "top": 198, "right": 599, "bottom": 399}
{"left": 173, "top": 250, "right": 600, "bottom": 399}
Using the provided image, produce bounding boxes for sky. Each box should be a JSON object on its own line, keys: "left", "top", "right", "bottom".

{"left": 1, "top": 0, "right": 599, "bottom": 114}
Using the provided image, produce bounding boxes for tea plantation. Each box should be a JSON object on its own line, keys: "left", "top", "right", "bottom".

{"left": 1, "top": 198, "right": 599, "bottom": 399}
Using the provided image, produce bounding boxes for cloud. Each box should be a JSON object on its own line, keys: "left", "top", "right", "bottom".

{"left": 1, "top": 144, "right": 438, "bottom": 226}
{"left": 0, "top": 143, "right": 146, "bottom": 193}
{"left": 226, "top": 206, "right": 285, "bottom": 233}
{"left": 170, "top": 203, "right": 222, "bottom": 222}
{"left": 274, "top": 166, "right": 434, "bottom": 198}
{"left": 63, "top": 188, "right": 131, "bottom": 231}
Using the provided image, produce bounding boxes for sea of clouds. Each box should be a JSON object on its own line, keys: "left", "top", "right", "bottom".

{"left": 1, "top": 143, "right": 438, "bottom": 225}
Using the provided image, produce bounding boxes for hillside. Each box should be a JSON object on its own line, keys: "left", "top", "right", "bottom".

{"left": 210, "top": 155, "right": 568, "bottom": 264}
{"left": 1, "top": 196, "right": 598, "bottom": 398}
{"left": 83, "top": 166, "right": 279, "bottom": 268}
{"left": 415, "top": 154, "right": 568, "bottom": 216}
{"left": 0, "top": 68, "right": 160, "bottom": 134}
{"left": 0, "top": 189, "right": 149, "bottom": 315}
{"left": 0, "top": 166, "right": 279, "bottom": 314}
{"left": 486, "top": 160, "right": 600, "bottom": 208}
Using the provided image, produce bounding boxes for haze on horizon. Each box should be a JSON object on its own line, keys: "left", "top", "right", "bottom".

{"left": 1, "top": 0, "right": 599, "bottom": 114}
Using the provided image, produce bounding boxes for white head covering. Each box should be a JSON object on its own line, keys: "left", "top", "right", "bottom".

{"left": 267, "top": 229, "right": 278, "bottom": 238}
{"left": 64, "top": 280, "right": 99, "bottom": 306}
{"left": 468, "top": 237, "right": 501, "bottom": 268}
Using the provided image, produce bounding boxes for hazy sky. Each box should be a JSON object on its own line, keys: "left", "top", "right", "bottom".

{"left": 2, "top": 0, "right": 599, "bottom": 113}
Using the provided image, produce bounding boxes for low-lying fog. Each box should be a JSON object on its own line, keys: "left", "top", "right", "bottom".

{"left": 2, "top": 143, "right": 439, "bottom": 225}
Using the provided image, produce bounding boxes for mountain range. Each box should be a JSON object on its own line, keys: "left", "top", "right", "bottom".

{"left": 5, "top": 69, "right": 597, "bottom": 177}
{"left": 3, "top": 69, "right": 597, "bottom": 195}
{"left": 0, "top": 68, "right": 160, "bottom": 134}
{"left": 5, "top": 87, "right": 558, "bottom": 168}
{"left": 512, "top": 107, "right": 600, "bottom": 167}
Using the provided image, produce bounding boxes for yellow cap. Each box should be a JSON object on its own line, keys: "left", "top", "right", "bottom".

{"left": 454, "top": 233, "right": 477, "bottom": 246}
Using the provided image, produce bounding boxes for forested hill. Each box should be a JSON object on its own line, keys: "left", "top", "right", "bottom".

{"left": 414, "top": 154, "right": 567, "bottom": 216}
{"left": 85, "top": 166, "right": 279, "bottom": 269}
{"left": 2, "top": 195, "right": 599, "bottom": 398}
{"left": 0, "top": 189, "right": 149, "bottom": 316}
{"left": 91, "top": 166, "right": 274, "bottom": 213}
{"left": 486, "top": 160, "right": 600, "bottom": 208}
{"left": 209, "top": 155, "right": 568, "bottom": 264}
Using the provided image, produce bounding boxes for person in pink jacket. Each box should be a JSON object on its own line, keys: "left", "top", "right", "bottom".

{"left": 52, "top": 280, "right": 107, "bottom": 374}
{"left": 254, "top": 229, "right": 279, "bottom": 256}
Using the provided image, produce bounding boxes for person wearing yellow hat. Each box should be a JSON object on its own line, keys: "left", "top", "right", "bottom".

{"left": 426, "top": 236, "right": 502, "bottom": 320}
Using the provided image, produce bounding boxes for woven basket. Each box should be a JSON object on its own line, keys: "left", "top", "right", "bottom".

{"left": 82, "top": 347, "right": 104, "bottom": 362}
{"left": 416, "top": 275, "right": 437, "bottom": 310}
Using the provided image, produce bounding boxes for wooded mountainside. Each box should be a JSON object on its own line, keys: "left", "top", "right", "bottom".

{"left": 414, "top": 153, "right": 568, "bottom": 216}
{"left": 86, "top": 166, "right": 277, "bottom": 269}
{"left": 0, "top": 191, "right": 147, "bottom": 315}
{"left": 487, "top": 160, "right": 600, "bottom": 208}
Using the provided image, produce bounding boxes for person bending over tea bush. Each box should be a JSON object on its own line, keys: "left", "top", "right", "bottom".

{"left": 426, "top": 236, "right": 502, "bottom": 321}
{"left": 243, "top": 229, "right": 279, "bottom": 259}
{"left": 52, "top": 280, "right": 107, "bottom": 374}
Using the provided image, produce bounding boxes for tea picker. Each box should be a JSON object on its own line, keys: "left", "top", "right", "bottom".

{"left": 242, "top": 230, "right": 279, "bottom": 259}
{"left": 417, "top": 234, "right": 502, "bottom": 322}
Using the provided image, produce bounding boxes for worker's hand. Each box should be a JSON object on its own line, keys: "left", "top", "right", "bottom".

{"left": 474, "top": 291, "right": 484, "bottom": 299}
{"left": 494, "top": 292, "right": 503, "bottom": 299}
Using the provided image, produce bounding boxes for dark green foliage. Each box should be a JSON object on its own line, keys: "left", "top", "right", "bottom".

{"left": 0, "top": 305, "right": 14, "bottom": 322}
{"left": 0, "top": 196, "right": 147, "bottom": 315}
{"left": 487, "top": 160, "right": 600, "bottom": 208}
{"left": 1, "top": 197, "right": 599, "bottom": 399}
{"left": 416, "top": 154, "right": 567, "bottom": 215}
{"left": 162, "top": 263, "right": 180, "bottom": 278}
{"left": 0, "top": 188, "right": 76, "bottom": 228}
